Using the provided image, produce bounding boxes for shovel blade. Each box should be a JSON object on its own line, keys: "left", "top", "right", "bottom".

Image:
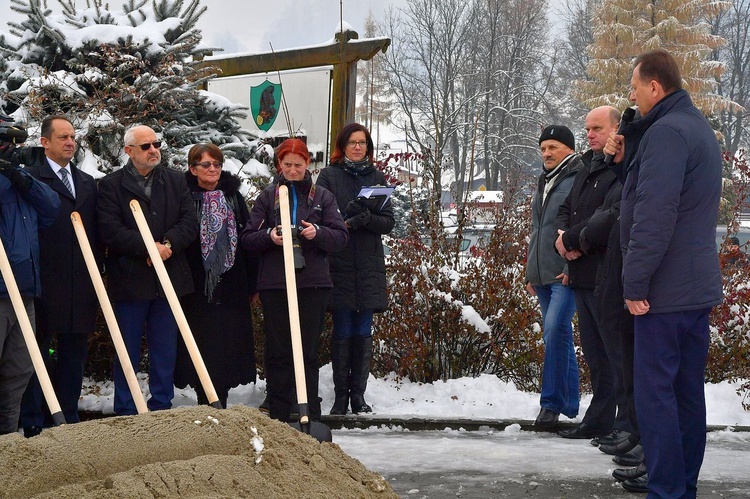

{"left": 290, "top": 420, "right": 333, "bottom": 443}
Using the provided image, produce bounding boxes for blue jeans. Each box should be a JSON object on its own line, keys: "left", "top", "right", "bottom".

{"left": 534, "top": 283, "right": 579, "bottom": 418}
{"left": 113, "top": 299, "right": 178, "bottom": 415}
{"left": 331, "top": 308, "right": 374, "bottom": 340}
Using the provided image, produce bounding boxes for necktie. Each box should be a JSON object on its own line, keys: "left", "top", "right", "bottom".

{"left": 60, "top": 167, "right": 74, "bottom": 197}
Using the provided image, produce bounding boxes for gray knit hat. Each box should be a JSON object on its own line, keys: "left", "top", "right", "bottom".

{"left": 539, "top": 125, "right": 575, "bottom": 151}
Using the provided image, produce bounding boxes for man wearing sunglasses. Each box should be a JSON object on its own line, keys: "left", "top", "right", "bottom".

{"left": 97, "top": 124, "right": 197, "bottom": 416}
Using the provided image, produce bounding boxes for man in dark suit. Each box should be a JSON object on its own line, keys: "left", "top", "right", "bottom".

{"left": 97, "top": 125, "right": 197, "bottom": 416}
{"left": 18, "top": 115, "right": 100, "bottom": 436}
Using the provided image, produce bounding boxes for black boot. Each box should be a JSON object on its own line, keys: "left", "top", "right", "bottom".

{"left": 350, "top": 336, "right": 373, "bottom": 414}
{"left": 329, "top": 339, "right": 351, "bottom": 415}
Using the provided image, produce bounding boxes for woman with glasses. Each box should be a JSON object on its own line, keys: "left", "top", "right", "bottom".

{"left": 240, "top": 138, "right": 347, "bottom": 423}
{"left": 174, "top": 143, "right": 257, "bottom": 409}
{"left": 316, "top": 123, "right": 395, "bottom": 415}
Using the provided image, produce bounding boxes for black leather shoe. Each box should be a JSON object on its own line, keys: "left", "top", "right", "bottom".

{"left": 622, "top": 475, "right": 649, "bottom": 493}
{"left": 612, "top": 443, "right": 644, "bottom": 466}
{"left": 591, "top": 429, "right": 630, "bottom": 447}
{"left": 599, "top": 433, "right": 639, "bottom": 455}
{"left": 612, "top": 463, "right": 647, "bottom": 482}
{"left": 557, "top": 422, "right": 610, "bottom": 439}
{"left": 23, "top": 426, "right": 42, "bottom": 438}
{"left": 534, "top": 408, "right": 559, "bottom": 428}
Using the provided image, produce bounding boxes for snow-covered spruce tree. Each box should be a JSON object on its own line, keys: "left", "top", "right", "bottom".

{"left": 575, "top": 0, "right": 739, "bottom": 116}
{"left": 0, "top": 0, "right": 270, "bottom": 179}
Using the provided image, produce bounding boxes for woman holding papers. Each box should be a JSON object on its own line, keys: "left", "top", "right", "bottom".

{"left": 316, "top": 123, "right": 395, "bottom": 415}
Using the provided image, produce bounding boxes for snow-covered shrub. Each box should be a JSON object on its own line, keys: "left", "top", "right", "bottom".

{"left": 708, "top": 150, "right": 750, "bottom": 409}
{"left": 373, "top": 190, "right": 545, "bottom": 389}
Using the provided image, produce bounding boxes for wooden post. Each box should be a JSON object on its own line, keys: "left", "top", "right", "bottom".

{"left": 197, "top": 30, "right": 390, "bottom": 156}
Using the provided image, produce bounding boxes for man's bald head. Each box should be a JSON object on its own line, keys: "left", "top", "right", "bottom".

{"left": 585, "top": 106, "right": 620, "bottom": 153}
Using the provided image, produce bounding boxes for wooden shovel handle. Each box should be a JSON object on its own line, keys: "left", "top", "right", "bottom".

{"left": 278, "top": 185, "right": 310, "bottom": 421}
{"left": 0, "top": 236, "right": 65, "bottom": 425}
{"left": 71, "top": 212, "right": 148, "bottom": 414}
{"left": 129, "top": 200, "right": 222, "bottom": 409}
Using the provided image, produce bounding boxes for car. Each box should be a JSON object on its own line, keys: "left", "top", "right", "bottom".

{"left": 716, "top": 224, "right": 750, "bottom": 253}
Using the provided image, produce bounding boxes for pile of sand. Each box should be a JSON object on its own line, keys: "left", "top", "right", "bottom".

{"left": 0, "top": 405, "right": 397, "bottom": 498}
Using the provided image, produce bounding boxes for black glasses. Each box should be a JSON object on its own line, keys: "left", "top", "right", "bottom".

{"left": 194, "top": 161, "right": 222, "bottom": 169}
{"left": 346, "top": 140, "right": 367, "bottom": 148}
{"left": 130, "top": 141, "right": 162, "bottom": 151}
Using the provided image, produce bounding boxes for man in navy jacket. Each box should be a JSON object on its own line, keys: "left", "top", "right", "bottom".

{"left": 605, "top": 49, "right": 722, "bottom": 498}
{"left": 0, "top": 141, "right": 59, "bottom": 435}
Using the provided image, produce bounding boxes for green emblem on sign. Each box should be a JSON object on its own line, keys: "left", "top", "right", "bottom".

{"left": 250, "top": 80, "right": 282, "bottom": 131}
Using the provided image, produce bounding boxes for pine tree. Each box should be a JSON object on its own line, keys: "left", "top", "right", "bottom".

{"left": 0, "top": 0, "right": 267, "bottom": 175}
{"left": 576, "top": 0, "right": 739, "bottom": 115}
{"left": 355, "top": 11, "right": 394, "bottom": 146}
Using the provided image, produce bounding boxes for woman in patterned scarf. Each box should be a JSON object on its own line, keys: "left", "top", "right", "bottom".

{"left": 174, "top": 143, "right": 258, "bottom": 409}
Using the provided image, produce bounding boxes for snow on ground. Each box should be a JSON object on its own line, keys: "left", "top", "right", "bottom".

{"left": 80, "top": 364, "right": 750, "bottom": 426}
{"left": 77, "top": 366, "right": 750, "bottom": 492}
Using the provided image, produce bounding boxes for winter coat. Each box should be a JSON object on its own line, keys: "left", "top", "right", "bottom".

{"left": 526, "top": 154, "right": 581, "bottom": 287}
{"left": 619, "top": 89, "right": 723, "bottom": 313}
{"left": 21, "top": 147, "right": 101, "bottom": 336}
{"left": 0, "top": 164, "right": 59, "bottom": 298}
{"left": 316, "top": 162, "right": 394, "bottom": 312}
{"left": 555, "top": 150, "right": 619, "bottom": 289}
{"left": 578, "top": 181, "right": 629, "bottom": 329}
{"left": 240, "top": 172, "right": 348, "bottom": 291}
{"left": 175, "top": 170, "right": 257, "bottom": 390}
{"left": 97, "top": 162, "right": 198, "bottom": 301}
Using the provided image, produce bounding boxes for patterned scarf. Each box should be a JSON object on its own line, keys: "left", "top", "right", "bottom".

{"left": 343, "top": 157, "right": 370, "bottom": 174}
{"left": 200, "top": 190, "right": 237, "bottom": 302}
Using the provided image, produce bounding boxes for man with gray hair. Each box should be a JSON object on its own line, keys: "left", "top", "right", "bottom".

{"left": 97, "top": 125, "right": 197, "bottom": 415}
{"left": 526, "top": 124, "right": 582, "bottom": 429}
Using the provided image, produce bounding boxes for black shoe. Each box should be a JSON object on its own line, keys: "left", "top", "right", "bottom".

{"left": 23, "top": 426, "right": 42, "bottom": 438}
{"left": 612, "top": 443, "right": 644, "bottom": 466}
{"left": 599, "top": 433, "right": 639, "bottom": 455}
{"left": 350, "top": 393, "right": 372, "bottom": 414}
{"left": 258, "top": 394, "right": 270, "bottom": 415}
{"left": 622, "top": 474, "right": 649, "bottom": 493}
{"left": 591, "top": 429, "right": 630, "bottom": 447}
{"left": 557, "top": 422, "right": 609, "bottom": 439}
{"left": 612, "top": 463, "right": 647, "bottom": 483}
{"left": 330, "top": 391, "right": 349, "bottom": 415}
{"left": 534, "top": 408, "right": 560, "bottom": 428}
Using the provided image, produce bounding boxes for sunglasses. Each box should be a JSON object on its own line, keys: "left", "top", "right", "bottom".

{"left": 194, "top": 161, "right": 222, "bottom": 169}
{"left": 129, "top": 141, "right": 162, "bottom": 151}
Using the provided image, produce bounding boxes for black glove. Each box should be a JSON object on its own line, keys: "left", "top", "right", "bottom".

{"left": 345, "top": 199, "right": 367, "bottom": 217}
{"left": 0, "top": 143, "right": 17, "bottom": 164}
{"left": 346, "top": 210, "right": 371, "bottom": 231}
{"left": 0, "top": 156, "right": 32, "bottom": 193}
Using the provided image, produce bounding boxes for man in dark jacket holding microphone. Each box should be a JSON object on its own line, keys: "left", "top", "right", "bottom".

{"left": 0, "top": 138, "right": 59, "bottom": 435}
{"left": 604, "top": 49, "right": 723, "bottom": 498}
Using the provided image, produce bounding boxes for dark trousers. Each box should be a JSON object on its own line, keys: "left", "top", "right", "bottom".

{"left": 20, "top": 333, "right": 89, "bottom": 426}
{"left": 113, "top": 299, "right": 178, "bottom": 415}
{"left": 577, "top": 289, "right": 627, "bottom": 431}
{"left": 260, "top": 288, "right": 330, "bottom": 422}
{"left": 634, "top": 309, "right": 710, "bottom": 499}
{"left": 616, "top": 310, "right": 638, "bottom": 436}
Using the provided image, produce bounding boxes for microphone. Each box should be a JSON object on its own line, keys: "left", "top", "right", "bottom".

{"left": 604, "top": 107, "right": 637, "bottom": 165}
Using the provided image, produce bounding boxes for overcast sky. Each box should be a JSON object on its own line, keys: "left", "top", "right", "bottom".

{"left": 0, "top": 0, "right": 411, "bottom": 54}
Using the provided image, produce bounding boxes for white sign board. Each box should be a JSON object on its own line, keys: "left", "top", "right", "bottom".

{"left": 207, "top": 66, "right": 332, "bottom": 162}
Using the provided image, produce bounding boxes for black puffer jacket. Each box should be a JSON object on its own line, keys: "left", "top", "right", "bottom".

{"left": 316, "top": 163, "right": 395, "bottom": 312}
